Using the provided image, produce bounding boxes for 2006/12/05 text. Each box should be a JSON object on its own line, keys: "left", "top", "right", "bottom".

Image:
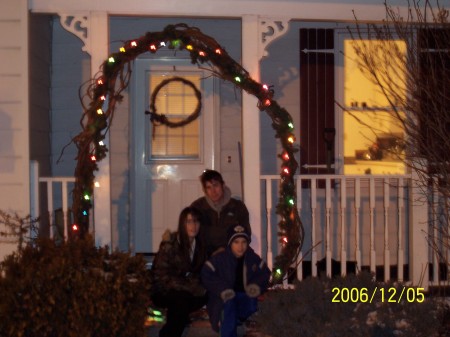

{"left": 331, "top": 287, "right": 425, "bottom": 303}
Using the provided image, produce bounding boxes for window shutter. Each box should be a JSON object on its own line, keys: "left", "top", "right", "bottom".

{"left": 299, "top": 28, "right": 335, "bottom": 176}
{"left": 418, "top": 28, "right": 450, "bottom": 165}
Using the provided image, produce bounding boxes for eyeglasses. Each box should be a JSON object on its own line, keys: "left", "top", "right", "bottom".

{"left": 186, "top": 219, "right": 200, "bottom": 224}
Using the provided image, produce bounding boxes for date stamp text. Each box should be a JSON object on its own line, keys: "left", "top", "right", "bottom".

{"left": 331, "top": 287, "right": 425, "bottom": 303}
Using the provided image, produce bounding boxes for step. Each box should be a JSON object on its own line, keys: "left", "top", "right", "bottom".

{"left": 146, "top": 318, "right": 268, "bottom": 337}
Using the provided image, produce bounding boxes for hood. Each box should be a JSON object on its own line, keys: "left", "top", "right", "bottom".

{"left": 205, "top": 185, "right": 232, "bottom": 213}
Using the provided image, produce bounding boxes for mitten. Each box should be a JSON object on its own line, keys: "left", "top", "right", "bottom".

{"left": 246, "top": 284, "right": 261, "bottom": 298}
{"left": 220, "top": 289, "right": 236, "bottom": 302}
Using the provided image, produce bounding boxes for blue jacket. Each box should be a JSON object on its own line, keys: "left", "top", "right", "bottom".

{"left": 201, "top": 246, "right": 271, "bottom": 329}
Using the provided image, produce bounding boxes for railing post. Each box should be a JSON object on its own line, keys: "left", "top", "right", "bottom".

{"left": 47, "top": 182, "right": 54, "bottom": 238}
{"left": 340, "top": 177, "right": 347, "bottom": 276}
{"left": 355, "top": 177, "right": 362, "bottom": 272}
{"left": 62, "top": 182, "right": 69, "bottom": 240}
{"left": 30, "top": 161, "right": 39, "bottom": 240}
{"left": 265, "top": 178, "right": 273, "bottom": 271}
{"left": 325, "top": 178, "right": 332, "bottom": 277}
{"left": 397, "top": 178, "right": 405, "bottom": 282}
{"left": 409, "top": 167, "right": 429, "bottom": 289}
{"left": 296, "top": 179, "right": 303, "bottom": 280}
{"left": 311, "top": 178, "right": 318, "bottom": 277}
{"left": 383, "top": 178, "right": 390, "bottom": 282}
{"left": 369, "top": 177, "right": 376, "bottom": 274}
{"left": 431, "top": 177, "right": 440, "bottom": 283}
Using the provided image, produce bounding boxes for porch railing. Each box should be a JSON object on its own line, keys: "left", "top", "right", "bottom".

{"left": 261, "top": 174, "right": 448, "bottom": 287}
{"left": 30, "top": 161, "right": 75, "bottom": 240}
{"left": 30, "top": 161, "right": 447, "bottom": 287}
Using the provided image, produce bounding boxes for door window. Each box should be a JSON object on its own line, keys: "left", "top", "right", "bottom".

{"left": 148, "top": 73, "right": 201, "bottom": 160}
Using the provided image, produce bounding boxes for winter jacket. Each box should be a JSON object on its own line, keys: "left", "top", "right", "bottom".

{"left": 191, "top": 186, "right": 251, "bottom": 255}
{"left": 201, "top": 246, "right": 271, "bottom": 329}
{"left": 150, "top": 231, "right": 206, "bottom": 298}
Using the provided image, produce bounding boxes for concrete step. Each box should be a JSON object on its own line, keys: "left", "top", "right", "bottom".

{"left": 146, "top": 318, "right": 267, "bottom": 337}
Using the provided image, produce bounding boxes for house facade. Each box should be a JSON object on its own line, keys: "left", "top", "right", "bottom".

{"left": 1, "top": 0, "right": 448, "bottom": 287}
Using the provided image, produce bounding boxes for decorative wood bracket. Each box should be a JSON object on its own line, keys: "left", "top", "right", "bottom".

{"left": 58, "top": 13, "right": 91, "bottom": 55}
{"left": 58, "top": 14, "right": 289, "bottom": 60}
{"left": 259, "top": 18, "right": 290, "bottom": 60}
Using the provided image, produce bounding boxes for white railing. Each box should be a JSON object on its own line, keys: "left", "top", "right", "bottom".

{"left": 30, "top": 161, "right": 75, "bottom": 240}
{"left": 30, "top": 160, "right": 446, "bottom": 286}
{"left": 261, "top": 174, "right": 444, "bottom": 286}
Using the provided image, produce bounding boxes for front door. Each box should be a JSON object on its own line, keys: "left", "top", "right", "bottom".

{"left": 131, "top": 58, "right": 217, "bottom": 253}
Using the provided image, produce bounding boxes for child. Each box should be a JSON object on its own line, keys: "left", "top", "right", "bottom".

{"left": 201, "top": 225, "right": 271, "bottom": 337}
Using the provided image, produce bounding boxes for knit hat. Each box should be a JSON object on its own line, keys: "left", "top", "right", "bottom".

{"left": 227, "top": 225, "right": 250, "bottom": 246}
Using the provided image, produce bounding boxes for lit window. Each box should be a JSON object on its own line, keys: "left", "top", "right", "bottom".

{"left": 343, "top": 39, "right": 406, "bottom": 175}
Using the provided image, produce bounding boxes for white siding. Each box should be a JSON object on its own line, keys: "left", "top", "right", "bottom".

{"left": 0, "top": 0, "right": 29, "bottom": 258}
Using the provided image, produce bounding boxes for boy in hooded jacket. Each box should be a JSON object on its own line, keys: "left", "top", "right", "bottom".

{"left": 201, "top": 225, "right": 271, "bottom": 337}
{"left": 191, "top": 169, "right": 251, "bottom": 256}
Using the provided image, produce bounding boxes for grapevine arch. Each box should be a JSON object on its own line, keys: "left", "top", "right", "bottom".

{"left": 73, "top": 23, "right": 303, "bottom": 280}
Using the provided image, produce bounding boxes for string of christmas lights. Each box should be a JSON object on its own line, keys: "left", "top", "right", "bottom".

{"left": 72, "top": 23, "right": 304, "bottom": 280}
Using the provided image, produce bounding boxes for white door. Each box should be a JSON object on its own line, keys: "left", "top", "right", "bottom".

{"left": 131, "top": 58, "right": 218, "bottom": 253}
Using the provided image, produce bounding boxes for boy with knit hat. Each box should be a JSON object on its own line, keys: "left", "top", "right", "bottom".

{"left": 201, "top": 225, "right": 271, "bottom": 337}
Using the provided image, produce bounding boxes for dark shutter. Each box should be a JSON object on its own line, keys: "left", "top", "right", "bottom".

{"left": 417, "top": 28, "right": 450, "bottom": 167}
{"left": 299, "top": 28, "right": 335, "bottom": 176}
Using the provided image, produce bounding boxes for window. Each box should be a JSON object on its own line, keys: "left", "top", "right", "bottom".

{"left": 299, "top": 28, "right": 407, "bottom": 176}
{"left": 342, "top": 39, "right": 406, "bottom": 175}
{"left": 148, "top": 73, "right": 201, "bottom": 159}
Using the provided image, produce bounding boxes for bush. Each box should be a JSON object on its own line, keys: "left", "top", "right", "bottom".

{"left": 0, "top": 236, "right": 151, "bottom": 337}
{"left": 257, "top": 272, "right": 449, "bottom": 337}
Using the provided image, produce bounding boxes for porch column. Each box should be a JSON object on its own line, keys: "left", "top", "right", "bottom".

{"left": 89, "top": 12, "right": 112, "bottom": 249}
{"left": 241, "top": 15, "right": 262, "bottom": 256}
{"left": 57, "top": 12, "right": 111, "bottom": 247}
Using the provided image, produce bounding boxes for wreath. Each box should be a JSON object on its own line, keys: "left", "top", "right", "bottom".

{"left": 145, "top": 76, "right": 202, "bottom": 129}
